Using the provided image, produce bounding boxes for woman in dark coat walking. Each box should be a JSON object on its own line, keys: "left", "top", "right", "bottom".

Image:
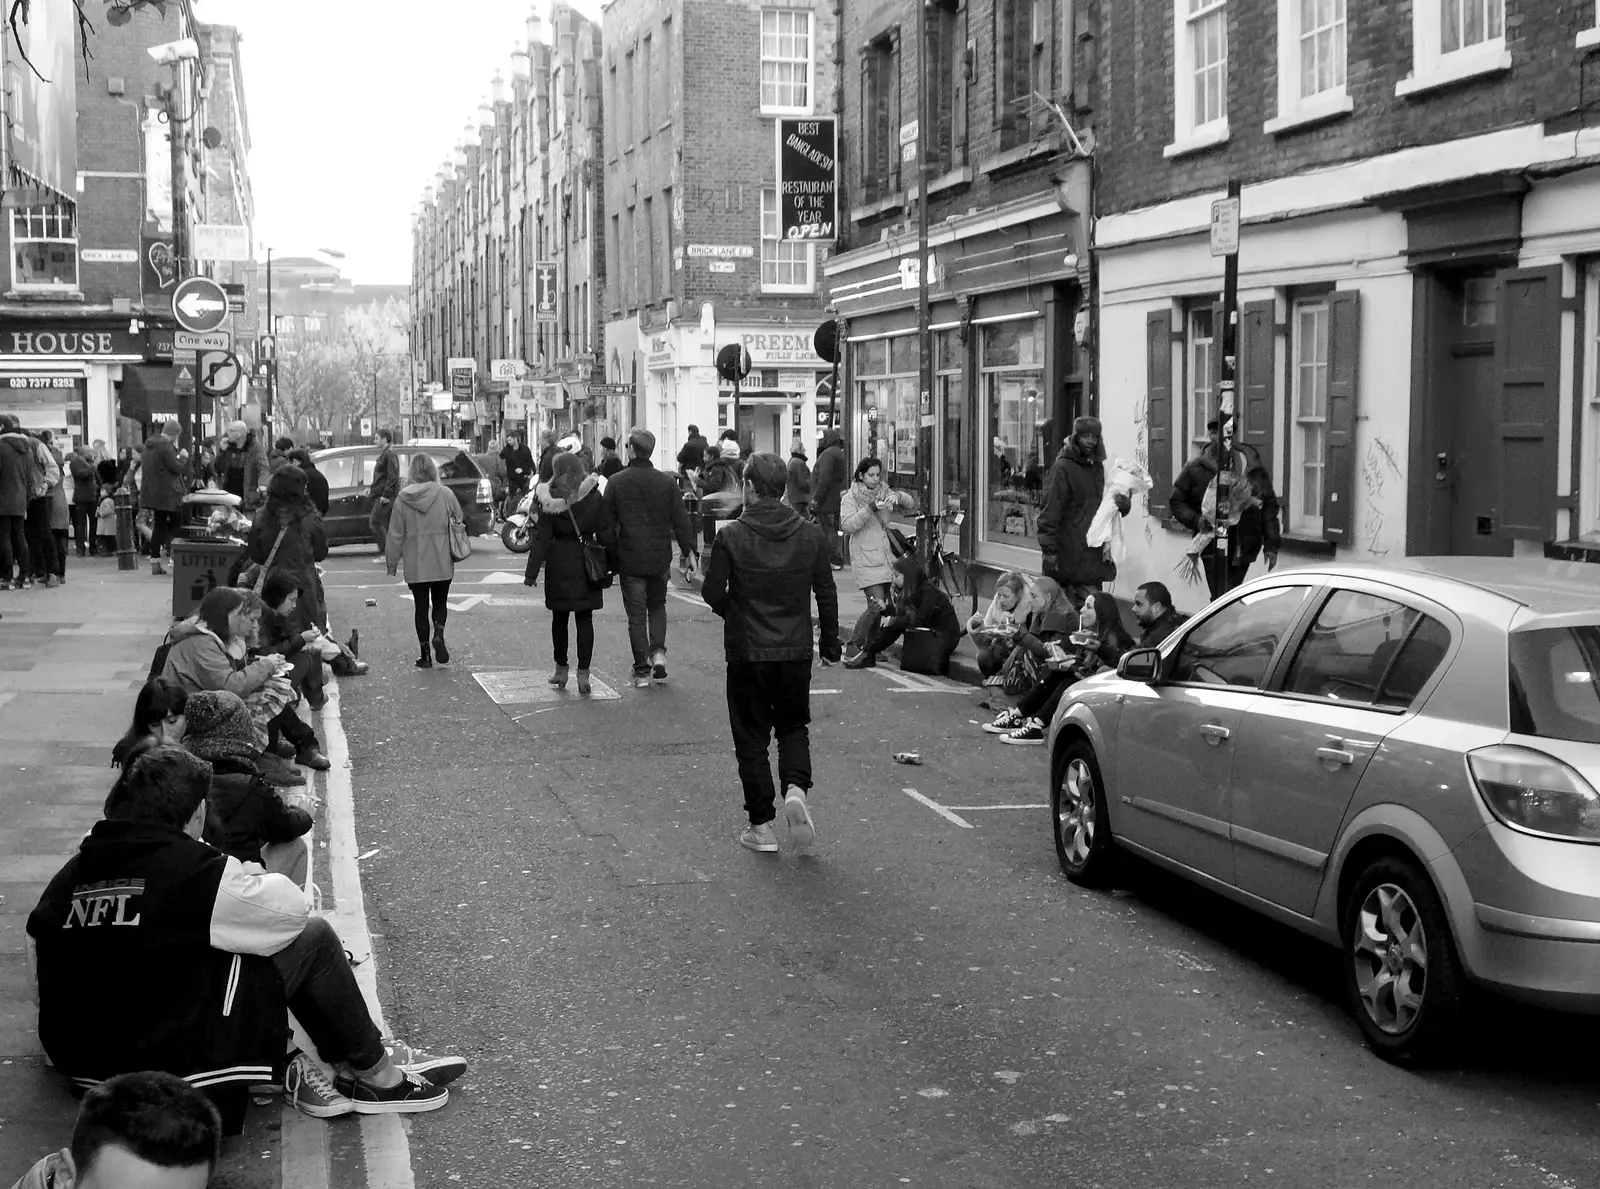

{"left": 246, "top": 466, "right": 329, "bottom": 633}
{"left": 524, "top": 451, "right": 615, "bottom": 696}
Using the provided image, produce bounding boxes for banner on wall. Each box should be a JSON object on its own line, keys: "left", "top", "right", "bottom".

{"left": 8, "top": 0, "right": 78, "bottom": 201}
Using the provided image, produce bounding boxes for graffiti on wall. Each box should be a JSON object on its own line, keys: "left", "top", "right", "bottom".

{"left": 1360, "top": 436, "right": 1403, "bottom": 556}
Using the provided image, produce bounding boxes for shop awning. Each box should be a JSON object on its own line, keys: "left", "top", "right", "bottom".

{"left": 119, "top": 365, "right": 214, "bottom": 433}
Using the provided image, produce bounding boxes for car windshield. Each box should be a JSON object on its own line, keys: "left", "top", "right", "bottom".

{"left": 1509, "top": 625, "right": 1600, "bottom": 744}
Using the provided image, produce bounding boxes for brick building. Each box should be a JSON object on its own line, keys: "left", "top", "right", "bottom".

{"left": 822, "top": 0, "right": 1092, "bottom": 577}
{"left": 601, "top": 0, "right": 839, "bottom": 462}
{"left": 1095, "top": 0, "right": 1600, "bottom": 598}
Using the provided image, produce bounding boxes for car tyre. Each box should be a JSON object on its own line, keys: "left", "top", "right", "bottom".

{"left": 1050, "top": 737, "right": 1115, "bottom": 886}
{"left": 1342, "top": 856, "right": 1466, "bottom": 1066}
{"left": 501, "top": 520, "right": 532, "bottom": 554}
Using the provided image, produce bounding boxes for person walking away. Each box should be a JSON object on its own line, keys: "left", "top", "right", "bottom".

{"left": 139, "top": 419, "right": 188, "bottom": 576}
{"left": 22, "top": 430, "right": 62, "bottom": 585}
{"left": 524, "top": 451, "right": 614, "bottom": 694}
{"left": 596, "top": 436, "right": 625, "bottom": 480}
{"left": 676, "top": 463, "right": 704, "bottom": 582}
{"left": 676, "top": 424, "right": 709, "bottom": 472}
{"left": 386, "top": 452, "right": 464, "bottom": 669}
{"left": 368, "top": 430, "right": 401, "bottom": 555}
{"left": 500, "top": 431, "right": 534, "bottom": 510}
{"left": 1037, "top": 416, "right": 1129, "bottom": 610}
{"left": 701, "top": 452, "right": 840, "bottom": 854}
{"left": 216, "top": 420, "right": 266, "bottom": 510}
{"left": 1131, "top": 580, "right": 1187, "bottom": 647}
{"left": 602, "top": 429, "right": 695, "bottom": 687}
{"left": 290, "top": 449, "right": 330, "bottom": 516}
{"left": 810, "top": 428, "right": 847, "bottom": 570}
{"left": 984, "top": 590, "right": 1134, "bottom": 744}
{"left": 844, "top": 556, "right": 962, "bottom": 673}
{"left": 1170, "top": 413, "right": 1280, "bottom": 599}
{"left": 698, "top": 440, "right": 744, "bottom": 553}
{"left": 43, "top": 432, "right": 69, "bottom": 585}
{"left": 837, "top": 457, "right": 917, "bottom": 656}
{"left": 246, "top": 467, "right": 329, "bottom": 640}
{"left": 0, "top": 416, "right": 30, "bottom": 588}
{"left": 535, "top": 429, "right": 559, "bottom": 483}
{"left": 786, "top": 439, "right": 812, "bottom": 518}
{"left": 68, "top": 448, "right": 97, "bottom": 556}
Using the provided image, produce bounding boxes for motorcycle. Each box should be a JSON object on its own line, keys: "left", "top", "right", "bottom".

{"left": 501, "top": 487, "right": 537, "bottom": 553}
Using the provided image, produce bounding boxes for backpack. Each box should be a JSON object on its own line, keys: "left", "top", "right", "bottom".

{"left": 28, "top": 439, "right": 59, "bottom": 497}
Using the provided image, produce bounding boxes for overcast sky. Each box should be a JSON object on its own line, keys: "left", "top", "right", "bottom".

{"left": 199, "top": 0, "right": 601, "bottom": 285}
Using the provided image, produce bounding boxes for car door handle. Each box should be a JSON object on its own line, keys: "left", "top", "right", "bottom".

{"left": 1200, "top": 723, "right": 1232, "bottom": 745}
{"left": 1315, "top": 746, "right": 1356, "bottom": 767}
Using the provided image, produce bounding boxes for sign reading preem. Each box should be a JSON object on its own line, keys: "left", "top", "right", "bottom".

{"left": 776, "top": 117, "right": 837, "bottom": 242}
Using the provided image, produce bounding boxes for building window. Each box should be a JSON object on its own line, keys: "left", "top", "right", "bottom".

{"left": 1168, "top": 0, "right": 1229, "bottom": 156}
{"left": 854, "top": 336, "right": 918, "bottom": 491}
{"left": 981, "top": 319, "right": 1048, "bottom": 551}
{"left": 12, "top": 204, "right": 78, "bottom": 290}
{"left": 1290, "top": 298, "right": 1330, "bottom": 536}
{"left": 1268, "top": 0, "right": 1351, "bottom": 133}
{"left": 1185, "top": 304, "right": 1217, "bottom": 453}
{"left": 994, "top": 0, "right": 1064, "bottom": 148}
{"left": 660, "top": 187, "right": 675, "bottom": 298}
{"left": 860, "top": 34, "right": 900, "bottom": 202}
{"left": 1397, "top": 0, "right": 1509, "bottom": 96}
{"left": 937, "top": 329, "right": 967, "bottom": 513}
{"left": 1299, "top": 0, "right": 1346, "bottom": 94}
{"left": 622, "top": 51, "right": 635, "bottom": 145}
{"left": 760, "top": 187, "right": 813, "bottom": 292}
{"left": 642, "top": 196, "right": 656, "bottom": 305}
{"left": 760, "top": 8, "right": 812, "bottom": 115}
{"left": 640, "top": 34, "right": 653, "bottom": 138}
{"left": 927, "top": 0, "right": 964, "bottom": 171}
{"left": 1580, "top": 1, "right": 1600, "bottom": 49}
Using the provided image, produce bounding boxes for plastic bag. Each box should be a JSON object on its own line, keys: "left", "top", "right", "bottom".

{"left": 1086, "top": 458, "right": 1152, "bottom": 565}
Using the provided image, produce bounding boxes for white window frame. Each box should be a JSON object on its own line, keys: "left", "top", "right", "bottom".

{"left": 1265, "top": 0, "right": 1353, "bottom": 135}
{"left": 1581, "top": 0, "right": 1600, "bottom": 50}
{"left": 1580, "top": 268, "right": 1600, "bottom": 541}
{"left": 10, "top": 203, "right": 79, "bottom": 292}
{"left": 1186, "top": 305, "right": 1216, "bottom": 454}
{"left": 760, "top": 8, "right": 813, "bottom": 116}
{"left": 1395, "top": 0, "right": 1510, "bottom": 98}
{"left": 1289, "top": 297, "right": 1331, "bottom": 538}
{"left": 1166, "top": 0, "right": 1230, "bottom": 159}
{"left": 760, "top": 187, "right": 813, "bottom": 293}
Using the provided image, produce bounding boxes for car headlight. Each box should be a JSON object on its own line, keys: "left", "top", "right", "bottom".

{"left": 476, "top": 478, "right": 492, "bottom": 504}
{"left": 1467, "top": 745, "right": 1600, "bottom": 843}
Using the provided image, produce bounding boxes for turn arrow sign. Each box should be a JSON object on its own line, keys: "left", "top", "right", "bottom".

{"left": 171, "top": 276, "right": 229, "bottom": 333}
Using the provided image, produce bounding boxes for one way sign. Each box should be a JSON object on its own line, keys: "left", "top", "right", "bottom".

{"left": 171, "top": 276, "right": 229, "bottom": 334}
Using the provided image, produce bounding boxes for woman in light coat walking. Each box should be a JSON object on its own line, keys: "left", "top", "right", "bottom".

{"left": 838, "top": 456, "right": 916, "bottom": 653}
{"left": 386, "top": 452, "right": 465, "bottom": 669}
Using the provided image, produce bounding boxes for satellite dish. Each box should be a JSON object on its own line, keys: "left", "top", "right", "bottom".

{"left": 813, "top": 319, "right": 839, "bottom": 364}
{"left": 715, "top": 343, "right": 751, "bottom": 382}
{"left": 202, "top": 127, "right": 223, "bottom": 149}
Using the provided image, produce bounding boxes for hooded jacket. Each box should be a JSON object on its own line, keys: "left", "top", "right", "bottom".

{"left": 139, "top": 433, "right": 188, "bottom": 513}
{"left": 1169, "top": 441, "right": 1281, "bottom": 565}
{"left": 0, "top": 431, "right": 36, "bottom": 517}
{"left": 46, "top": 445, "right": 68, "bottom": 530}
{"left": 524, "top": 474, "right": 615, "bottom": 612}
{"left": 810, "top": 430, "right": 847, "bottom": 515}
{"left": 248, "top": 469, "right": 329, "bottom": 630}
{"left": 217, "top": 433, "right": 266, "bottom": 508}
{"left": 676, "top": 432, "right": 710, "bottom": 472}
{"left": 68, "top": 452, "right": 97, "bottom": 504}
{"left": 1037, "top": 437, "right": 1116, "bottom": 587}
{"left": 161, "top": 620, "right": 279, "bottom": 698}
{"left": 786, "top": 448, "right": 813, "bottom": 508}
{"left": 202, "top": 756, "right": 314, "bottom": 866}
{"left": 386, "top": 480, "right": 463, "bottom": 584}
{"left": 603, "top": 458, "right": 694, "bottom": 577}
{"left": 370, "top": 443, "right": 401, "bottom": 503}
{"left": 27, "top": 812, "right": 303, "bottom": 1091}
{"left": 702, "top": 498, "right": 840, "bottom": 662}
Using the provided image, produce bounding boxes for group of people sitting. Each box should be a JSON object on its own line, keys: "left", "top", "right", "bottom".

{"left": 969, "top": 576, "right": 1188, "bottom": 745}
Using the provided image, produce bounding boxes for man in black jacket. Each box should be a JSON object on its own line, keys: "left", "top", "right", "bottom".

{"left": 367, "top": 430, "right": 400, "bottom": 554}
{"left": 1169, "top": 414, "right": 1280, "bottom": 599}
{"left": 810, "top": 428, "right": 847, "bottom": 569}
{"left": 1132, "top": 581, "right": 1187, "bottom": 647}
{"left": 290, "top": 449, "right": 330, "bottom": 516}
{"left": 604, "top": 428, "right": 697, "bottom": 687}
{"left": 1037, "top": 416, "right": 1129, "bottom": 609}
{"left": 500, "top": 431, "right": 535, "bottom": 505}
{"left": 702, "top": 452, "right": 840, "bottom": 855}
{"left": 676, "top": 424, "right": 709, "bottom": 472}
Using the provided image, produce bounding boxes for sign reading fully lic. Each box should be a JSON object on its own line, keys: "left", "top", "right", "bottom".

{"left": 776, "top": 117, "right": 837, "bottom": 243}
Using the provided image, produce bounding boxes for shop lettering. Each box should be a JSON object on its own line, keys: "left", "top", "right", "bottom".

{"left": 8, "top": 331, "right": 116, "bottom": 356}
{"left": 740, "top": 332, "right": 814, "bottom": 361}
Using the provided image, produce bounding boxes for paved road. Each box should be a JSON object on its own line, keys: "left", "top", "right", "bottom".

{"left": 322, "top": 540, "right": 1600, "bottom": 1188}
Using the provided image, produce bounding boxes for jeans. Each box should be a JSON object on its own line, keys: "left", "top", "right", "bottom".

{"left": 268, "top": 706, "right": 317, "bottom": 752}
{"left": 146, "top": 508, "right": 181, "bottom": 560}
{"left": 975, "top": 639, "right": 1012, "bottom": 677}
{"left": 369, "top": 498, "right": 393, "bottom": 552}
{"left": 409, "top": 579, "right": 451, "bottom": 645}
{"left": 1018, "top": 669, "right": 1073, "bottom": 720}
{"left": 71, "top": 501, "right": 94, "bottom": 553}
{"left": 271, "top": 917, "right": 385, "bottom": 1070}
{"left": 619, "top": 571, "right": 669, "bottom": 672}
{"left": 0, "top": 514, "right": 27, "bottom": 582}
{"left": 25, "top": 499, "right": 54, "bottom": 577}
{"left": 551, "top": 609, "right": 594, "bottom": 669}
{"left": 727, "top": 659, "right": 812, "bottom": 826}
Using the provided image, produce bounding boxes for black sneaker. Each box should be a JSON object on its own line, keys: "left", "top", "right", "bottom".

{"left": 333, "top": 1069, "right": 449, "bottom": 1115}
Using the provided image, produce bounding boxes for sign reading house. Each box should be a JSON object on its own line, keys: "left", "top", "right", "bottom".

{"left": 776, "top": 117, "right": 837, "bottom": 243}
{"left": 0, "top": 320, "right": 146, "bottom": 359}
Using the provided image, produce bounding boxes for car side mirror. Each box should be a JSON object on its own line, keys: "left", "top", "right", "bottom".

{"left": 1118, "top": 648, "right": 1162, "bottom": 683}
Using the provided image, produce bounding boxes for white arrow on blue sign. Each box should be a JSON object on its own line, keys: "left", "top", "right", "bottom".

{"left": 171, "top": 276, "right": 230, "bottom": 333}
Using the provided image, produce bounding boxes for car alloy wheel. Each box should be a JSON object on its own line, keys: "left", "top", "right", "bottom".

{"left": 1050, "top": 739, "right": 1114, "bottom": 886}
{"left": 1352, "top": 882, "right": 1428, "bottom": 1035}
{"left": 1058, "top": 758, "right": 1096, "bottom": 868}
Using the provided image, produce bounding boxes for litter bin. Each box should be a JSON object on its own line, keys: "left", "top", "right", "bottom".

{"left": 171, "top": 539, "right": 244, "bottom": 619}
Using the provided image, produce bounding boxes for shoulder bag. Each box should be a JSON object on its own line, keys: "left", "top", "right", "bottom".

{"left": 447, "top": 505, "right": 473, "bottom": 562}
{"left": 873, "top": 504, "right": 914, "bottom": 559}
{"left": 1000, "top": 644, "right": 1042, "bottom": 697}
{"left": 250, "top": 524, "right": 291, "bottom": 595}
{"left": 568, "top": 508, "right": 610, "bottom": 588}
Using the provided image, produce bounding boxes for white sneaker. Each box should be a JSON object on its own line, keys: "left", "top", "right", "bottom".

{"left": 284, "top": 1051, "right": 355, "bottom": 1119}
{"left": 738, "top": 822, "right": 779, "bottom": 852}
{"left": 783, "top": 787, "right": 815, "bottom": 851}
{"left": 982, "top": 708, "right": 1025, "bottom": 734}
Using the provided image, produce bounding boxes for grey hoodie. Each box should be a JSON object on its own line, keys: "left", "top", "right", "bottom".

{"left": 386, "top": 480, "right": 462, "bottom": 584}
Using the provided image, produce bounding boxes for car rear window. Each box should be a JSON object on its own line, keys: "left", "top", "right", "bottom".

{"left": 1509, "top": 626, "right": 1600, "bottom": 744}
{"left": 435, "top": 451, "right": 480, "bottom": 482}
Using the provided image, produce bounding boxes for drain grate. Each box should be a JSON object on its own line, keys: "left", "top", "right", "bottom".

{"left": 472, "top": 669, "right": 621, "bottom": 703}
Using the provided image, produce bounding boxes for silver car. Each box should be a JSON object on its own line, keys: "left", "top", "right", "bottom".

{"left": 1047, "top": 558, "right": 1600, "bottom": 1064}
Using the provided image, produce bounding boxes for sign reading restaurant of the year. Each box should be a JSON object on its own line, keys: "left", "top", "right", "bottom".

{"left": 776, "top": 117, "right": 837, "bottom": 243}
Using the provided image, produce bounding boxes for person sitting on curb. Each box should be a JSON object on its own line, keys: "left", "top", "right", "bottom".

{"left": 8, "top": 1070, "right": 222, "bottom": 1189}
{"left": 27, "top": 747, "right": 466, "bottom": 1121}
{"left": 111, "top": 678, "right": 188, "bottom": 772}
{"left": 968, "top": 571, "right": 1027, "bottom": 684}
{"left": 1131, "top": 580, "right": 1187, "bottom": 648}
{"left": 843, "top": 556, "right": 963, "bottom": 674}
{"left": 183, "top": 690, "right": 315, "bottom": 885}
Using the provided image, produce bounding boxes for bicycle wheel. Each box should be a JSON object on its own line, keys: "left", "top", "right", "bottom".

{"left": 941, "top": 551, "right": 975, "bottom": 598}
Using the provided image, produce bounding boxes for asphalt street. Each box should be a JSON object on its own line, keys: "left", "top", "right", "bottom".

{"left": 320, "top": 539, "right": 1600, "bottom": 1189}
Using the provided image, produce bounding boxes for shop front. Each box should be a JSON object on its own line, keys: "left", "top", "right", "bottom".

{"left": 0, "top": 317, "right": 150, "bottom": 452}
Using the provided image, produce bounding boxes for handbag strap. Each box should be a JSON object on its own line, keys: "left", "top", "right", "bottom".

{"left": 252, "top": 523, "right": 290, "bottom": 594}
{"left": 567, "top": 507, "right": 594, "bottom": 546}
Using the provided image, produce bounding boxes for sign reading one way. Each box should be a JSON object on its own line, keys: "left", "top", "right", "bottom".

{"left": 776, "top": 117, "right": 837, "bottom": 243}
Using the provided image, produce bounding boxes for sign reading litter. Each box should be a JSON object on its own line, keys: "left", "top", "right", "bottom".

{"left": 776, "top": 117, "right": 837, "bottom": 242}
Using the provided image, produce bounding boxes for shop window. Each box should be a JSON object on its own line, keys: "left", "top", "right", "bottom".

{"left": 860, "top": 33, "right": 900, "bottom": 202}
{"left": 1397, "top": 0, "right": 1508, "bottom": 96}
{"left": 11, "top": 204, "right": 78, "bottom": 291}
{"left": 760, "top": 188, "right": 813, "bottom": 292}
{"left": 1290, "top": 297, "right": 1330, "bottom": 537}
{"left": 937, "top": 329, "right": 967, "bottom": 513}
{"left": 760, "top": 8, "right": 813, "bottom": 114}
{"left": 854, "top": 335, "right": 918, "bottom": 490}
{"left": 1167, "top": 0, "right": 1229, "bottom": 157}
{"left": 980, "top": 318, "right": 1047, "bottom": 550}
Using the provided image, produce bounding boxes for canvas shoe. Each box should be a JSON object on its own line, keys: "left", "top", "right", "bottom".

{"left": 384, "top": 1038, "right": 468, "bottom": 1087}
{"left": 981, "top": 708, "right": 1025, "bottom": 735}
{"left": 284, "top": 1052, "right": 355, "bottom": 1119}
{"left": 738, "top": 822, "right": 779, "bottom": 853}
{"left": 998, "top": 718, "right": 1046, "bottom": 746}
{"left": 333, "top": 1068, "right": 449, "bottom": 1115}
{"left": 783, "top": 787, "right": 815, "bottom": 852}
{"left": 650, "top": 650, "right": 668, "bottom": 681}
{"left": 631, "top": 671, "right": 652, "bottom": 689}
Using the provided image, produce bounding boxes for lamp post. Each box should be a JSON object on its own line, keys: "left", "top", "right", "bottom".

{"left": 913, "top": 0, "right": 935, "bottom": 568}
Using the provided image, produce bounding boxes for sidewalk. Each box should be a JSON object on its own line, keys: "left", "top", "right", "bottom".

{"left": 0, "top": 561, "right": 277, "bottom": 1186}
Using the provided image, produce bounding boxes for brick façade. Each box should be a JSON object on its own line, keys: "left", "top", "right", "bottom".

{"left": 1096, "top": 0, "right": 1600, "bottom": 217}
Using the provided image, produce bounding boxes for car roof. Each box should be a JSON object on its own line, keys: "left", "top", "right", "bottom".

{"left": 313, "top": 444, "right": 467, "bottom": 458}
{"left": 1276, "top": 557, "right": 1600, "bottom": 619}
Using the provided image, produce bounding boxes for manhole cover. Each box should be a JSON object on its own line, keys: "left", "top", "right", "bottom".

{"left": 472, "top": 669, "right": 621, "bottom": 703}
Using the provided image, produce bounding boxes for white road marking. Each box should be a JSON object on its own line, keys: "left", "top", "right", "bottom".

{"left": 874, "top": 669, "right": 967, "bottom": 694}
{"left": 399, "top": 591, "right": 489, "bottom": 612}
{"left": 902, "top": 787, "right": 973, "bottom": 828}
{"left": 943, "top": 804, "right": 1048, "bottom": 811}
{"left": 475, "top": 571, "right": 525, "bottom": 584}
{"left": 812, "top": 688, "right": 841, "bottom": 694}
{"left": 667, "top": 589, "right": 709, "bottom": 608}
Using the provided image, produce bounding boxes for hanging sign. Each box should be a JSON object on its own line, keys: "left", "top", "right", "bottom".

{"left": 776, "top": 117, "right": 837, "bottom": 242}
{"left": 534, "top": 263, "right": 558, "bottom": 323}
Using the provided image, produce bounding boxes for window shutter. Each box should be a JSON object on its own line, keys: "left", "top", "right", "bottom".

{"left": 1239, "top": 300, "right": 1276, "bottom": 472}
{"left": 1146, "top": 309, "right": 1174, "bottom": 511}
{"left": 1492, "top": 266, "right": 1561, "bottom": 541}
{"left": 1322, "top": 290, "right": 1360, "bottom": 544}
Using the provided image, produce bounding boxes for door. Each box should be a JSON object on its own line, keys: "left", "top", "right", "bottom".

{"left": 1438, "top": 271, "right": 1508, "bottom": 556}
{"left": 1229, "top": 589, "right": 1452, "bottom": 915}
{"left": 318, "top": 453, "right": 363, "bottom": 546}
{"left": 1116, "top": 583, "right": 1315, "bottom": 885}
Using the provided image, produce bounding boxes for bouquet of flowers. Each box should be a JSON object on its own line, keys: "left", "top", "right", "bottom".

{"left": 1176, "top": 461, "right": 1262, "bottom": 587}
{"left": 1086, "top": 458, "right": 1152, "bottom": 566}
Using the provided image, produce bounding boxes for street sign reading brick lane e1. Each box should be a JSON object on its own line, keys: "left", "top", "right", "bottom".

{"left": 776, "top": 117, "right": 837, "bottom": 243}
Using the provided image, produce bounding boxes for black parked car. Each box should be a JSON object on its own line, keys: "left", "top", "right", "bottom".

{"left": 312, "top": 442, "right": 494, "bottom": 549}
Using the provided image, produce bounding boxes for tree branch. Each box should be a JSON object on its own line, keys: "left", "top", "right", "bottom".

{"left": 8, "top": 0, "right": 50, "bottom": 84}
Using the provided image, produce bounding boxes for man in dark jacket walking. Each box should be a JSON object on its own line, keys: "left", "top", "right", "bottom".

{"left": 604, "top": 428, "right": 697, "bottom": 687}
{"left": 1169, "top": 414, "right": 1280, "bottom": 599}
{"left": 786, "top": 440, "right": 812, "bottom": 517}
{"left": 702, "top": 452, "right": 840, "bottom": 854}
{"left": 500, "top": 432, "right": 535, "bottom": 504}
{"left": 810, "top": 428, "right": 847, "bottom": 569}
{"left": 367, "top": 430, "right": 400, "bottom": 554}
{"left": 676, "top": 424, "right": 709, "bottom": 472}
{"left": 216, "top": 421, "right": 266, "bottom": 509}
{"left": 1037, "top": 416, "right": 1129, "bottom": 608}
{"left": 140, "top": 418, "right": 188, "bottom": 575}
{"left": 291, "top": 449, "right": 330, "bottom": 516}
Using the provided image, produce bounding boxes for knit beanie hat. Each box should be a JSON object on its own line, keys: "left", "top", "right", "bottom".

{"left": 720, "top": 439, "right": 741, "bottom": 459}
{"left": 181, "top": 690, "right": 258, "bottom": 762}
{"left": 1073, "top": 416, "right": 1103, "bottom": 437}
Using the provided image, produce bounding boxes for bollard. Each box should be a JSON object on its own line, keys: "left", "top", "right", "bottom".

{"left": 114, "top": 487, "right": 138, "bottom": 572}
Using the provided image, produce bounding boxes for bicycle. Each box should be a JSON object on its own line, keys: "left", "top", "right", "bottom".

{"left": 923, "top": 508, "right": 976, "bottom": 602}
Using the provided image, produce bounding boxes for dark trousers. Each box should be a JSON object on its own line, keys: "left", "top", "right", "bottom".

{"left": 369, "top": 498, "right": 393, "bottom": 552}
{"left": 976, "top": 639, "right": 1012, "bottom": 677}
{"left": 267, "top": 705, "right": 317, "bottom": 752}
{"left": 409, "top": 579, "right": 451, "bottom": 645}
{"left": 552, "top": 609, "right": 594, "bottom": 669}
{"left": 0, "top": 513, "right": 28, "bottom": 582}
{"left": 146, "top": 508, "right": 181, "bottom": 559}
{"left": 71, "top": 501, "right": 95, "bottom": 553}
{"left": 285, "top": 650, "right": 324, "bottom": 709}
{"left": 50, "top": 529, "right": 67, "bottom": 578}
{"left": 25, "top": 499, "right": 54, "bottom": 577}
{"left": 727, "top": 659, "right": 812, "bottom": 826}
{"left": 1204, "top": 548, "right": 1253, "bottom": 601}
{"left": 1018, "top": 669, "right": 1073, "bottom": 721}
{"left": 619, "top": 571, "right": 669, "bottom": 671}
{"left": 272, "top": 917, "right": 385, "bottom": 1070}
{"left": 865, "top": 620, "right": 959, "bottom": 672}
{"left": 815, "top": 510, "right": 843, "bottom": 565}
